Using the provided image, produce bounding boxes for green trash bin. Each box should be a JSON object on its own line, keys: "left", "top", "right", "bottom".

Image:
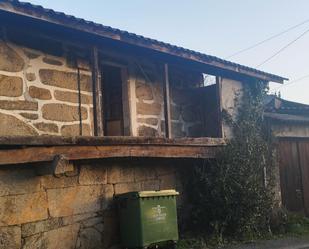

{"left": 116, "top": 189, "right": 179, "bottom": 248}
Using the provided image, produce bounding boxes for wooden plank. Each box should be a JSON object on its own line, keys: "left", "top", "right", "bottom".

{"left": 163, "top": 63, "right": 172, "bottom": 138}
{"left": 77, "top": 67, "right": 83, "bottom": 135}
{"left": 298, "top": 141, "right": 309, "bottom": 216}
{"left": 0, "top": 135, "right": 226, "bottom": 147}
{"left": 0, "top": 25, "right": 6, "bottom": 39}
{"left": 0, "top": 144, "right": 221, "bottom": 165}
{"left": 216, "top": 76, "right": 223, "bottom": 138}
{"left": 121, "top": 67, "right": 131, "bottom": 136}
{"left": 91, "top": 46, "right": 104, "bottom": 136}
{"left": 278, "top": 140, "right": 304, "bottom": 212}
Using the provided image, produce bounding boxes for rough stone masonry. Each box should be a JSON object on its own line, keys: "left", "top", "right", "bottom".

{"left": 0, "top": 37, "right": 200, "bottom": 249}
{"left": 0, "top": 39, "right": 205, "bottom": 138}
{"left": 0, "top": 28, "right": 241, "bottom": 249}
{"left": 0, "top": 40, "right": 94, "bottom": 136}
{"left": 0, "top": 159, "right": 181, "bottom": 249}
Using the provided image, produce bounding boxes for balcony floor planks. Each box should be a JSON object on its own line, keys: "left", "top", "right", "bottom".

{"left": 0, "top": 136, "right": 225, "bottom": 166}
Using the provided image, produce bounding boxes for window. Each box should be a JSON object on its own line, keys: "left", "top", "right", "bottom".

{"left": 203, "top": 73, "right": 216, "bottom": 87}
{"left": 102, "top": 65, "right": 125, "bottom": 136}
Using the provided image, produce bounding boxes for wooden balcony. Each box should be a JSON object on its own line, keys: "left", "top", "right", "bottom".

{"left": 0, "top": 136, "right": 225, "bottom": 166}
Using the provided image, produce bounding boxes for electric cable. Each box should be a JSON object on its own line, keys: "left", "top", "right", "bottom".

{"left": 256, "top": 28, "right": 309, "bottom": 68}
{"left": 225, "top": 18, "right": 309, "bottom": 59}
{"left": 270, "top": 73, "right": 309, "bottom": 93}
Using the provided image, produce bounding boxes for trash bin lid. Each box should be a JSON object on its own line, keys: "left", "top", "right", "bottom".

{"left": 138, "top": 189, "right": 179, "bottom": 197}
{"left": 116, "top": 189, "right": 179, "bottom": 199}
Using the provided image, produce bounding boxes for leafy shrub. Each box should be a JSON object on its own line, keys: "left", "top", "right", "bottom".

{"left": 285, "top": 213, "right": 309, "bottom": 236}
{"left": 184, "top": 80, "right": 276, "bottom": 241}
{"left": 176, "top": 238, "right": 207, "bottom": 249}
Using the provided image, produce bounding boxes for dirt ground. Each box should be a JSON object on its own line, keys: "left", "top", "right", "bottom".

{"left": 220, "top": 236, "right": 309, "bottom": 249}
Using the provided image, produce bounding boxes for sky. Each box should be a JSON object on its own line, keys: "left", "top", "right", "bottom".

{"left": 28, "top": 0, "right": 309, "bottom": 104}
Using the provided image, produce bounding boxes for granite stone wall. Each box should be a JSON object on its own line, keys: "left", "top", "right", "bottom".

{"left": 169, "top": 68, "right": 205, "bottom": 138}
{"left": 0, "top": 40, "right": 193, "bottom": 249}
{"left": 133, "top": 62, "right": 205, "bottom": 138}
{"left": 133, "top": 61, "right": 165, "bottom": 137}
{"left": 0, "top": 40, "right": 94, "bottom": 136}
{"left": 0, "top": 39, "right": 206, "bottom": 138}
{"left": 170, "top": 88, "right": 204, "bottom": 138}
{"left": 0, "top": 159, "right": 181, "bottom": 249}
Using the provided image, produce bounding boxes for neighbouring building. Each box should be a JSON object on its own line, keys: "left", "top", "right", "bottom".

{"left": 265, "top": 95, "right": 309, "bottom": 216}
{"left": 0, "top": 1, "right": 286, "bottom": 248}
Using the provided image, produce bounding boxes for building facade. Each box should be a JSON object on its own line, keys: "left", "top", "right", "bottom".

{"left": 0, "top": 1, "right": 286, "bottom": 248}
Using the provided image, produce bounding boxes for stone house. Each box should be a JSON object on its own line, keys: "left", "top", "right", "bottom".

{"left": 264, "top": 95, "right": 309, "bottom": 216}
{"left": 0, "top": 1, "right": 286, "bottom": 248}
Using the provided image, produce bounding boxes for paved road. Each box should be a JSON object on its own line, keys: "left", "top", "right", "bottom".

{"left": 220, "top": 237, "right": 309, "bottom": 249}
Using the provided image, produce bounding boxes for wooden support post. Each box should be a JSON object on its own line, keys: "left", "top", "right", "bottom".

{"left": 216, "top": 76, "right": 223, "bottom": 138}
{"left": 121, "top": 68, "right": 131, "bottom": 136}
{"left": 77, "top": 67, "right": 83, "bottom": 135}
{"left": 163, "top": 63, "right": 172, "bottom": 138}
{"left": 91, "top": 46, "right": 104, "bottom": 136}
{"left": 0, "top": 26, "right": 6, "bottom": 39}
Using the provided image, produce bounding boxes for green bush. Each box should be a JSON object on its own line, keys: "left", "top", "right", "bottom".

{"left": 184, "top": 80, "right": 276, "bottom": 241}
{"left": 176, "top": 238, "right": 207, "bottom": 249}
{"left": 285, "top": 213, "right": 309, "bottom": 236}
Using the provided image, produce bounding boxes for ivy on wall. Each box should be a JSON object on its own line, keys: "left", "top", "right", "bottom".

{"left": 183, "top": 79, "right": 276, "bottom": 241}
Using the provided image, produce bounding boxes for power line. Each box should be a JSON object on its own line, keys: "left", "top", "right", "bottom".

{"left": 270, "top": 73, "right": 309, "bottom": 93}
{"left": 225, "top": 18, "right": 309, "bottom": 59}
{"left": 256, "top": 28, "right": 309, "bottom": 68}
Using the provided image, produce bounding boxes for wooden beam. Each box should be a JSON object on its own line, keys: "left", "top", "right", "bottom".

{"left": 0, "top": 136, "right": 226, "bottom": 147}
{"left": 0, "top": 144, "right": 221, "bottom": 165}
{"left": 0, "top": 25, "right": 6, "bottom": 39}
{"left": 121, "top": 68, "right": 132, "bottom": 136}
{"left": 163, "top": 63, "right": 172, "bottom": 138}
{"left": 91, "top": 46, "right": 104, "bottom": 136}
{"left": 216, "top": 76, "right": 223, "bottom": 138}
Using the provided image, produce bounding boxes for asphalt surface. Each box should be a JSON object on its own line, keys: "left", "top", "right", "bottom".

{"left": 220, "top": 237, "right": 309, "bottom": 249}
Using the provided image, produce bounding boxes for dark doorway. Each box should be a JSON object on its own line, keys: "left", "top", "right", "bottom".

{"left": 102, "top": 65, "right": 124, "bottom": 136}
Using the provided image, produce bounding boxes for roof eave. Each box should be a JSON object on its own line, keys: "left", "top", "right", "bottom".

{"left": 0, "top": 1, "right": 287, "bottom": 83}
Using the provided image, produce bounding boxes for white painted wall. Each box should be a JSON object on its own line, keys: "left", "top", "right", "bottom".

{"left": 220, "top": 77, "right": 244, "bottom": 139}
{"left": 272, "top": 123, "right": 309, "bottom": 137}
